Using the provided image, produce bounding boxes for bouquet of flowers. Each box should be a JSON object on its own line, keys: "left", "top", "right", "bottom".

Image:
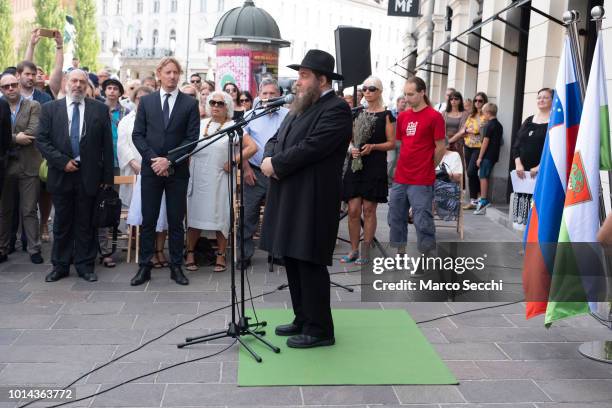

{"left": 351, "top": 111, "right": 377, "bottom": 172}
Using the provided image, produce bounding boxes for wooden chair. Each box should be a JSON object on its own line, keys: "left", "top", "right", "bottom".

{"left": 113, "top": 175, "right": 139, "bottom": 263}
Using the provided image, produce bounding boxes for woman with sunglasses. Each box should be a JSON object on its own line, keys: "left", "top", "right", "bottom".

{"left": 462, "top": 92, "right": 488, "bottom": 210}
{"left": 445, "top": 91, "right": 469, "bottom": 156}
{"left": 185, "top": 91, "right": 257, "bottom": 272}
{"left": 341, "top": 77, "right": 395, "bottom": 265}
{"left": 239, "top": 91, "right": 253, "bottom": 112}
{"left": 222, "top": 82, "right": 244, "bottom": 121}
{"left": 511, "top": 88, "right": 552, "bottom": 229}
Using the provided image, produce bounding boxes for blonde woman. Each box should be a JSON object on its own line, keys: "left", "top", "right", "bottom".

{"left": 341, "top": 76, "right": 395, "bottom": 265}
{"left": 184, "top": 91, "right": 257, "bottom": 271}
{"left": 463, "top": 92, "right": 488, "bottom": 209}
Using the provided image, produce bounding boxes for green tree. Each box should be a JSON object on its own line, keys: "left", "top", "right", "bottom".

{"left": 0, "top": 0, "right": 14, "bottom": 68}
{"left": 33, "top": 0, "right": 64, "bottom": 72}
{"left": 74, "top": 0, "right": 99, "bottom": 71}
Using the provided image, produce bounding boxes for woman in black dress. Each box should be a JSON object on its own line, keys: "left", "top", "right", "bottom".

{"left": 223, "top": 82, "right": 244, "bottom": 121}
{"left": 511, "top": 87, "right": 553, "bottom": 228}
{"left": 341, "top": 76, "right": 395, "bottom": 264}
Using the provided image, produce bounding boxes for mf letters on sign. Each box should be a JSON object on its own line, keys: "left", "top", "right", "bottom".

{"left": 387, "top": 0, "right": 420, "bottom": 17}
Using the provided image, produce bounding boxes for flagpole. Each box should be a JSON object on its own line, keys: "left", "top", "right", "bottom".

{"left": 562, "top": 10, "right": 586, "bottom": 101}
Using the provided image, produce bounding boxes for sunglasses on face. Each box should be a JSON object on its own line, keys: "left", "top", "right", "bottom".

{"left": 361, "top": 86, "right": 378, "bottom": 93}
{"left": 191, "top": 79, "right": 201, "bottom": 84}
{"left": 474, "top": 99, "right": 484, "bottom": 103}
{"left": 0, "top": 83, "right": 18, "bottom": 90}
{"left": 239, "top": 98, "right": 250, "bottom": 103}
{"left": 209, "top": 100, "right": 226, "bottom": 107}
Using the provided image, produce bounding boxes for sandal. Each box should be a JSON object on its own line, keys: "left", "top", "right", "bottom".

{"left": 156, "top": 250, "right": 169, "bottom": 267}
{"left": 354, "top": 257, "right": 369, "bottom": 265}
{"left": 214, "top": 251, "right": 226, "bottom": 272}
{"left": 184, "top": 250, "right": 199, "bottom": 271}
{"left": 340, "top": 250, "right": 359, "bottom": 263}
{"left": 99, "top": 256, "right": 116, "bottom": 268}
{"left": 41, "top": 224, "right": 50, "bottom": 242}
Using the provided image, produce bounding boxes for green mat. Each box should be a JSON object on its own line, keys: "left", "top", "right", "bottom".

{"left": 238, "top": 309, "right": 458, "bottom": 386}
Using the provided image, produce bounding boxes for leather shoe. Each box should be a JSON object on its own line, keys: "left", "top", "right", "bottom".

{"left": 275, "top": 322, "right": 302, "bottom": 336}
{"left": 286, "top": 334, "right": 335, "bottom": 349}
{"left": 130, "top": 266, "right": 151, "bottom": 286}
{"left": 0, "top": 253, "right": 7, "bottom": 263}
{"left": 45, "top": 269, "right": 69, "bottom": 282}
{"left": 78, "top": 272, "right": 98, "bottom": 282}
{"left": 170, "top": 266, "right": 189, "bottom": 285}
{"left": 30, "top": 252, "right": 44, "bottom": 264}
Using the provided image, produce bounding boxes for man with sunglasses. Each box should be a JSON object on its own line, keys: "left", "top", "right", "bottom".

{"left": 189, "top": 74, "right": 202, "bottom": 92}
{"left": 0, "top": 74, "right": 43, "bottom": 264}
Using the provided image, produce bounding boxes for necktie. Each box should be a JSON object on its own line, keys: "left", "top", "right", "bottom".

{"left": 162, "top": 93, "right": 170, "bottom": 127}
{"left": 70, "top": 102, "right": 80, "bottom": 158}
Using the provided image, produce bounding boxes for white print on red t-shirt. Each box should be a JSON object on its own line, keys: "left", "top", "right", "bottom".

{"left": 406, "top": 121, "right": 418, "bottom": 137}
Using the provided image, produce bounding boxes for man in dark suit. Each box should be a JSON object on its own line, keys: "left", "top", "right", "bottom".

{"left": 260, "top": 50, "right": 353, "bottom": 348}
{"left": 37, "top": 69, "right": 114, "bottom": 282}
{"left": 130, "top": 57, "right": 200, "bottom": 286}
{"left": 0, "top": 99, "right": 11, "bottom": 200}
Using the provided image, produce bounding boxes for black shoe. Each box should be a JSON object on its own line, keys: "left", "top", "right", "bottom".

{"left": 275, "top": 323, "right": 303, "bottom": 336}
{"left": 0, "top": 253, "right": 7, "bottom": 263}
{"left": 130, "top": 266, "right": 151, "bottom": 286}
{"left": 8, "top": 242, "right": 15, "bottom": 254}
{"left": 45, "top": 269, "right": 69, "bottom": 282}
{"left": 170, "top": 266, "right": 189, "bottom": 285}
{"left": 286, "top": 334, "right": 335, "bottom": 349}
{"left": 78, "top": 271, "right": 98, "bottom": 282}
{"left": 30, "top": 252, "right": 44, "bottom": 264}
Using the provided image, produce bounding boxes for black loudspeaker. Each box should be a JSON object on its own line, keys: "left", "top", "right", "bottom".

{"left": 334, "top": 26, "right": 372, "bottom": 88}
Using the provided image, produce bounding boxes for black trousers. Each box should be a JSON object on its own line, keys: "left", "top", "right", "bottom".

{"left": 51, "top": 181, "right": 97, "bottom": 275}
{"left": 140, "top": 174, "right": 188, "bottom": 267}
{"left": 284, "top": 256, "right": 334, "bottom": 338}
{"left": 464, "top": 146, "right": 481, "bottom": 200}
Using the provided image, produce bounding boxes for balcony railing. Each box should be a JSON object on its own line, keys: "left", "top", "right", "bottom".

{"left": 121, "top": 48, "right": 174, "bottom": 59}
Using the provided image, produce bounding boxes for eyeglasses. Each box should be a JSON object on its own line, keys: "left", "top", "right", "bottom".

{"left": 361, "top": 86, "right": 378, "bottom": 93}
{"left": 190, "top": 79, "right": 201, "bottom": 84}
{"left": 474, "top": 99, "right": 485, "bottom": 103}
{"left": 0, "top": 83, "right": 18, "bottom": 90}
{"left": 239, "top": 98, "right": 250, "bottom": 103}
{"left": 209, "top": 100, "right": 226, "bottom": 107}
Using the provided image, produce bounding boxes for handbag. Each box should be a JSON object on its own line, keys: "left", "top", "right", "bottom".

{"left": 93, "top": 186, "right": 122, "bottom": 228}
{"left": 435, "top": 162, "right": 451, "bottom": 183}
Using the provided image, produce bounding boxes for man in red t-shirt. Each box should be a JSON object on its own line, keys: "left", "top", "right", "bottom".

{"left": 389, "top": 77, "right": 445, "bottom": 255}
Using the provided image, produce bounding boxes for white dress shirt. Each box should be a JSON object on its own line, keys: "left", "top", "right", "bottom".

{"left": 65, "top": 94, "right": 85, "bottom": 140}
{"left": 159, "top": 87, "right": 180, "bottom": 118}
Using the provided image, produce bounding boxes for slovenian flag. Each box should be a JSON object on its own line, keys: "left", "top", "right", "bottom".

{"left": 522, "top": 36, "right": 582, "bottom": 319}
{"left": 545, "top": 31, "right": 611, "bottom": 326}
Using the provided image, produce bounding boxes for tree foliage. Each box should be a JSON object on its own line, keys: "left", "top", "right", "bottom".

{"left": 33, "top": 0, "right": 64, "bottom": 72}
{"left": 0, "top": 0, "right": 14, "bottom": 69}
{"left": 74, "top": 0, "right": 99, "bottom": 71}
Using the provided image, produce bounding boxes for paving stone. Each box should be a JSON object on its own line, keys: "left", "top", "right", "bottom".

{"left": 25, "top": 290, "right": 91, "bottom": 304}
{"left": 52, "top": 315, "right": 136, "bottom": 329}
{"left": 0, "top": 362, "right": 94, "bottom": 385}
{"left": 87, "top": 362, "right": 159, "bottom": 384}
{"left": 446, "top": 360, "right": 487, "bottom": 380}
{"left": 0, "top": 289, "right": 30, "bottom": 304}
{"left": 156, "top": 361, "right": 221, "bottom": 383}
{"left": 536, "top": 380, "right": 612, "bottom": 402}
{"left": 121, "top": 302, "right": 198, "bottom": 315}
{"left": 459, "top": 379, "right": 552, "bottom": 403}
{"left": 0, "top": 303, "right": 61, "bottom": 315}
{"left": 71, "top": 281, "right": 146, "bottom": 292}
{"left": 0, "top": 329, "right": 21, "bottom": 346}
{"left": 162, "top": 383, "right": 300, "bottom": 406}
{"left": 450, "top": 313, "right": 517, "bottom": 328}
{"left": 503, "top": 313, "right": 571, "bottom": 328}
{"left": 20, "top": 280, "right": 76, "bottom": 291}
{"left": 0, "top": 315, "right": 57, "bottom": 329}
{"left": 87, "top": 291, "right": 159, "bottom": 303}
{"left": 442, "top": 405, "right": 536, "bottom": 408}
{"left": 174, "top": 314, "right": 227, "bottom": 330}
{"left": 90, "top": 383, "right": 165, "bottom": 407}
{"left": 0, "top": 345, "right": 116, "bottom": 362}
{"left": 60, "top": 302, "right": 125, "bottom": 314}
{"left": 301, "top": 385, "right": 399, "bottom": 405}
{"left": 420, "top": 327, "right": 449, "bottom": 344}
{"left": 433, "top": 342, "right": 509, "bottom": 360}
{"left": 440, "top": 327, "right": 569, "bottom": 343}
{"left": 476, "top": 360, "right": 612, "bottom": 380}
{"left": 497, "top": 342, "right": 584, "bottom": 360}
{"left": 556, "top": 327, "right": 612, "bottom": 341}
{"left": 220, "top": 361, "right": 237, "bottom": 383}
{"left": 393, "top": 384, "right": 464, "bottom": 403}
{"left": 17, "top": 329, "right": 143, "bottom": 345}
{"left": 112, "top": 344, "right": 189, "bottom": 364}
{"left": 155, "top": 291, "right": 229, "bottom": 303}
{"left": 446, "top": 302, "right": 526, "bottom": 314}
{"left": 536, "top": 403, "right": 612, "bottom": 408}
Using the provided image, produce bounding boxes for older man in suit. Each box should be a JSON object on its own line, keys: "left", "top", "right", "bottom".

{"left": 0, "top": 74, "right": 43, "bottom": 264}
{"left": 37, "top": 69, "right": 114, "bottom": 282}
{"left": 0, "top": 99, "right": 11, "bottom": 200}
{"left": 260, "top": 50, "right": 353, "bottom": 348}
{"left": 130, "top": 57, "right": 199, "bottom": 286}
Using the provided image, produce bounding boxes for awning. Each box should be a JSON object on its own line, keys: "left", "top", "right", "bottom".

{"left": 389, "top": 48, "right": 417, "bottom": 79}
{"left": 415, "top": 0, "right": 564, "bottom": 70}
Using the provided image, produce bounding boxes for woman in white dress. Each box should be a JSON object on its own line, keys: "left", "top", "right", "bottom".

{"left": 117, "top": 85, "right": 169, "bottom": 268}
{"left": 185, "top": 91, "right": 257, "bottom": 272}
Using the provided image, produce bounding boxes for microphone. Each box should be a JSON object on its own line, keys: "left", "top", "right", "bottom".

{"left": 259, "top": 94, "right": 295, "bottom": 109}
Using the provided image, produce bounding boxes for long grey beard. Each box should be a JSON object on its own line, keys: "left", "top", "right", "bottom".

{"left": 290, "top": 87, "right": 320, "bottom": 115}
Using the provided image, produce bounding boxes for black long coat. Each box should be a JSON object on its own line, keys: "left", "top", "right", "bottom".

{"left": 260, "top": 91, "right": 352, "bottom": 266}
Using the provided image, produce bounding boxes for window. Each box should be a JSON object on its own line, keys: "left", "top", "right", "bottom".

{"left": 217, "top": 0, "right": 224, "bottom": 12}
{"left": 137, "top": 0, "right": 143, "bottom": 13}
{"left": 169, "top": 29, "right": 176, "bottom": 42}
{"left": 200, "top": 0, "right": 207, "bottom": 12}
{"left": 153, "top": 29, "right": 159, "bottom": 48}
{"left": 116, "top": 0, "right": 121, "bottom": 15}
{"left": 153, "top": 0, "right": 160, "bottom": 13}
{"left": 171, "top": 0, "right": 178, "bottom": 12}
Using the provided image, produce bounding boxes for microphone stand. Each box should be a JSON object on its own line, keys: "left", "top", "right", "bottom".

{"left": 176, "top": 106, "right": 281, "bottom": 362}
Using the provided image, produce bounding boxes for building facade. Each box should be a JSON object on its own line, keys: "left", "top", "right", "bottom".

{"left": 95, "top": 0, "right": 411, "bottom": 103}
{"left": 401, "top": 0, "right": 612, "bottom": 204}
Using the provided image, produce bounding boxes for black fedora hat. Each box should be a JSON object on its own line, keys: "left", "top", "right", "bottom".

{"left": 287, "top": 49, "right": 343, "bottom": 81}
{"left": 101, "top": 78, "right": 124, "bottom": 95}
